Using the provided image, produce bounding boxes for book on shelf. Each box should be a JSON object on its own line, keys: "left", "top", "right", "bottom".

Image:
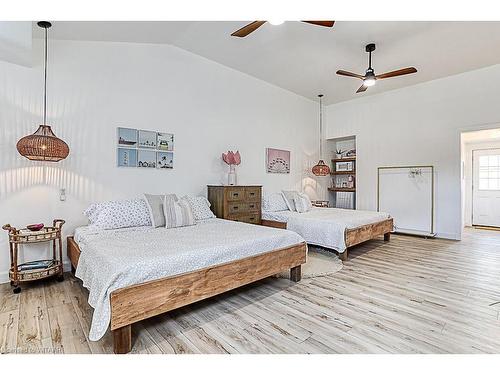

{"left": 18, "top": 259, "right": 55, "bottom": 271}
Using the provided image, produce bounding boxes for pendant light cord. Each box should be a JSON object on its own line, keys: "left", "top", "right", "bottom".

{"left": 318, "top": 94, "right": 323, "bottom": 159}
{"left": 43, "top": 25, "right": 48, "bottom": 125}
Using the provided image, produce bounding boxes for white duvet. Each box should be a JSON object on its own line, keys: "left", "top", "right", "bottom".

{"left": 74, "top": 218, "right": 305, "bottom": 341}
{"left": 262, "top": 207, "right": 391, "bottom": 253}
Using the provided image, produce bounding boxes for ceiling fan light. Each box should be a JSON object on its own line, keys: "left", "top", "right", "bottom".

{"left": 268, "top": 20, "right": 285, "bottom": 26}
{"left": 363, "top": 77, "right": 376, "bottom": 87}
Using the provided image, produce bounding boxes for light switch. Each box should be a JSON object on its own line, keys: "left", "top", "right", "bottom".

{"left": 60, "top": 188, "right": 66, "bottom": 202}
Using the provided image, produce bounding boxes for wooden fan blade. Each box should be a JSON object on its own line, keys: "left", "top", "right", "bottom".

{"left": 302, "top": 21, "right": 335, "bottom": 28}
{"left": 356, "top": 84, "right": 368, "bottom": 93}
{"left": 231, "top": 21, "right": 266, "bottom": 37}
{"left": 336, "top": 70, "right": 364, "bottom": 79}
{"left": 375, "top": 67, "right": 417, "bottom": 80}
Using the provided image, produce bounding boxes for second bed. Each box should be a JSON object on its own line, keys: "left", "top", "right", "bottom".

{"left": 262, "top": 207, "right": 393, "bottom": 260}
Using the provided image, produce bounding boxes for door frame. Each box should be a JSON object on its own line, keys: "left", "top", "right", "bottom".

{"left": 472, "top": 147, "right": 500, "bottom": 227}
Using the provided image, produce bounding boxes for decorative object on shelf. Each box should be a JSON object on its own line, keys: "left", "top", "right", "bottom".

{"left": 312, "top": 94, "right": 331, "bottom": 176}
{"left": 266, "top": 148, "right": 290, "bottom": 174}
{"left": 117, "top": 127, "right": 174, "bottom": 169}
{"left": 26, "top": 223, "right": 44, "bottom": 231}
{"left": 336, "top": 161, "right": 354, "bottom": 172}
{"left": 222, "top": 150, "right": 241, "bottom": 185}
{"left": 3, "top": 219, "right": 65, "bottom": 294}
{"left": 346, "top": 149, "right": 356, "bottom": 157}
{"left": 311, "top": 200, "right": 329, "bottom": 208}
{"left": 16, "top": 21, "right": 69, "bottom": 162}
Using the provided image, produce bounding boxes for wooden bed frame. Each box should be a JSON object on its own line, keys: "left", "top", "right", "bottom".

{"left": 261, "top": 218, "right": 393, "bottom": 261}
{"left": 66, "top": 236, "right": 307, "bottom": 354}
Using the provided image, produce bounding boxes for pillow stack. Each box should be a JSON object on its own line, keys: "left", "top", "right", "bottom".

{"left": 281, "top": 190, "right": 313, "bottom": 213}
{"left": 163, "top": 194, "right": 196, "bottom": 228}
{"left": 84, "top": 194, "right": 216, "bottom": 230}
{"left": 262, "top": 192, "right": 289, "bottom": 212}
{"left": 143, "top": 193, "right": 200, "bottom": 229}
{"left": 182, "top": 196, "right": 216, "bottom": 221}
{"left": 294, "top": 192, "right": 313, "bottom": 213}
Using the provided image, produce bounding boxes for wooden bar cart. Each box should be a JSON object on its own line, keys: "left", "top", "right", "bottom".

{"left": 3, "top": 219, "right": 65, "bottom": 294}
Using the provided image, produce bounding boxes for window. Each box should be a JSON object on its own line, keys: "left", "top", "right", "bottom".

{"left": 478, "top": 155, "right": 500, "bottom": 190}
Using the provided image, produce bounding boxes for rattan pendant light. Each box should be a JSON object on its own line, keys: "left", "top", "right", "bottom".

{"left": 312, "top": 94, "right": 330, "bottom": 176}
{"left": 17, "top": 21, "right": 69, "bottom": 162}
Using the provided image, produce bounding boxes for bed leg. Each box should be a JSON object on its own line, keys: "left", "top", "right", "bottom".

{"left": 113, "top": 324, "right": 132, "bottom": 354}
{"left": 290, "top": 265, "right": 302, "bottom": 282}
{"left": 71, "top": 265, "right": 76, "bottom": 275}
{"left": 384, "top": 232, "right": 391, "bottom": 241}
{"left": 339, "top": 250, "right": 348, "bottom": 261}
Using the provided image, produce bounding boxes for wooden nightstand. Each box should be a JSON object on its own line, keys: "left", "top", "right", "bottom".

{"left": 207, "top": 185, "right": 262, "bottom": 225}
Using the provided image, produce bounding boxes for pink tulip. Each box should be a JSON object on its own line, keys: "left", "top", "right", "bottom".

{"left": 222, "top": 150, "right": 241, "bottom": 165}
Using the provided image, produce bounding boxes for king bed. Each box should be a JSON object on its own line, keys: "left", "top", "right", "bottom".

{"left": 67, "top": 218, "right": 306, "bottom": 354}
{"left": 261, "top": 207, "right": 393, "bottom": 260}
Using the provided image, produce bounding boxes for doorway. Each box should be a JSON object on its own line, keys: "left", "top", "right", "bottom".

{"left": 472, "top": 149, "right": 500, "bottom": 227}
{"left": 461, "top": 128, "right": 500, "bottom": 229}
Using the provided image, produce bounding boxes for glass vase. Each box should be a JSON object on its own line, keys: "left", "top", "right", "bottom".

{"left": 228, "top": 164, "right": 237, "bottom": 186}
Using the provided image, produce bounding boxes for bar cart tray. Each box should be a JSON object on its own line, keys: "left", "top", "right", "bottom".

{"left": 9, "top": 260, "right": 62, "bottom": 282}
{"left": 5, "top": 226, "right": 61, "bottom": 243}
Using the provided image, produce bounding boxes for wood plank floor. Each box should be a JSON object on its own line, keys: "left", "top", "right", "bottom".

{"left": 2, "top": 227, "right": 500, "bottom": 354}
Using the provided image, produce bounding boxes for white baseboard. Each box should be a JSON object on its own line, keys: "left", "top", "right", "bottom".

{"left": 0, "top": 260, "right": 72, "bottom": 285}
{"left": 434, "top": 232, "right": 461, "bottom": 240}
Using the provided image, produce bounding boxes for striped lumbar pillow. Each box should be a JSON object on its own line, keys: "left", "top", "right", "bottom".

{"left": 163, "top": 194, "right": 196, "bottom": 229}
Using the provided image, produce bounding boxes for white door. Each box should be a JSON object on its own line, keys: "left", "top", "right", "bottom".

{"left": 473, "top": 149, "right": 500, "bottom": 227}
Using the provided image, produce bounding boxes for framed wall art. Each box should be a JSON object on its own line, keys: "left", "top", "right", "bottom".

{"left": 117, "top": 127, "right": 174, "bottom": 169}
{"left": 266, "top": 148, "right": 290, "bottom": 174}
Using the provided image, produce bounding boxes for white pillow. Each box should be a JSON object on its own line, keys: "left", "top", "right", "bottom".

{"left": 262, "top": 192, "right": 289, "bottom": 212}
{"left": 183, "top": 196, "right": 216, "bottom": 220}
{"left": 84, "top": 198, "right": 152, "bottom": 229}
{"left": 143, "top": 193, "right": 166, "bottom": 228}
{"left": 281, "top": 190, "right": 299, "bottom": 211}
{"left": 163, "top": 194, "right": 196, "bottom": 229}
{"left": 294, "top": 193, "right": 313, "bottom": 213}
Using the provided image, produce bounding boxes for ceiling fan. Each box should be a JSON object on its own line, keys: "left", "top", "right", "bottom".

{"left": 336, "top": 43, "right": 417, "bottom": 93}
{"left": 231, "top": 21, "right": 335, "bottom": 38}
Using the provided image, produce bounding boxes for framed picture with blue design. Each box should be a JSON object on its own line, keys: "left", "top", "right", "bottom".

{"left": 117, "top": 127, "right": 174, "bottom": 169}
{"left": 117, "top": 148, "right": 137, "bottom": 167}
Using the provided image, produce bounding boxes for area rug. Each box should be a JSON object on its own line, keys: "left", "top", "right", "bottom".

{"left": 274, "top": 246, "right": 343, "bottom": 279}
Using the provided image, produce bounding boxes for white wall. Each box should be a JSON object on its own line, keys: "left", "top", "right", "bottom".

{"left": 0, "top": 39, "right": 322, "bottom": 283}
{"left": 325, "top": 64, "right": 500, "bottom": 240}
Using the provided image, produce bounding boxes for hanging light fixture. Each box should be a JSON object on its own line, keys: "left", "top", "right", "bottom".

{"left": 17, "top": 21, "right": 69, "bottom": 162}
{"left": 312, "top": 94, "right": 330, "bottom": 176}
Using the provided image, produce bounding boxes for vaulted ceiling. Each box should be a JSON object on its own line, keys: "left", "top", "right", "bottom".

{"left": 27, "top": 21, "right": 500, "bottom": 104}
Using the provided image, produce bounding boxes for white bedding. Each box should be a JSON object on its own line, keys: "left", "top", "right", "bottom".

{"left": 262, "top": 207, "right": 390, "bottom": 253}
{"left": 74, "top": 218, "right": 305, "bottom": 341}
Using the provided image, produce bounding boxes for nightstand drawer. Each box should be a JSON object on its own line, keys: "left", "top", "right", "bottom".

{"left": 246, "top": 201, "right": 260, "bottom": 212}
{"left": 226, "top": 187, "right": 245, "bottom": 201}
{"left": 245, "top": 214, "right": 261, "bottom": 225}
{"left": 228, "top": 214, "right": 261, "bottom": 225}
{"left": 245, "top": 187, "right": 261, "bottom": 201}
{"left": 228, "top": 202, "right": 247, "bottom": 214}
